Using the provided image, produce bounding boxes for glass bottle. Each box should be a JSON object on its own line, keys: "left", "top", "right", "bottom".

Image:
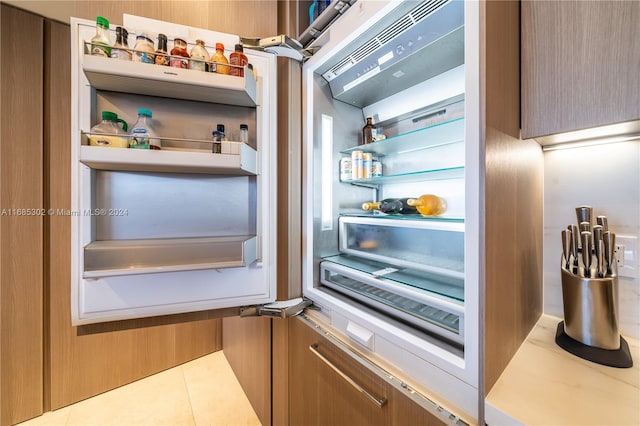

{"left": 362, "top": 116, "right": 377, "bottom": 144}
{"left": 170, "top": 38, "right": 190, "bottom": 69}
{"left": 189, "top": 39, "right": 210, "bottom": 72}
{"left": 111, "top": 26, "right": 131, "bottom": 61}
{"left": 211, "top": 124, "right": 225, "bottom": 154}
{"left": 229, "top": 44, "right": 248, "bottom": 77}
{"left": 154, "top": 33, "right": 169, "bottom": 66}
{"left": 362, "top": 198, "right": 419, "bottom": 215}
{"left": 406, "top": 195, "right": 447, "bottom": 216}
{"left": 132, "top": 32, "right": 155, "bottom": 64}
{"left": 239, "top": 124, "right": 249, "bottom": 144}
{"left": 89, "top": 111, "right": 129, "bottom": 148}
{"left": 129, "top": 108, "right": 160, "bottom": 150}
{"left": 210, "top": 43, "right": 230, "bottom": 75}
{"left": 90, "top": 16, "right": 111, "bottom": 57}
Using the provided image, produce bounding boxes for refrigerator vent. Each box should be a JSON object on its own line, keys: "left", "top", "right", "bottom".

{"left": 324, "top": 0, "right": 452, "bottom": 79}
{"left": 411, "top": 0, "right": 450, "bottom": 22}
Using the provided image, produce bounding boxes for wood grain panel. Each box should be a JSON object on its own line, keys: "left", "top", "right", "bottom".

{"left": 0, "top": 5, "right": 44, "bottom": 424}
{"left": 222, "top": 316, "right": 271, "bottom": 426}
{"left": 483, "top": 0, "right": 543, "bottom": 394}
{"left": 289, "top": 317, "right": 445, "bottom": 426}
{"left": 521, "top": 0, "right": 640, "bottom": 139}
{"left": 44, "top": 18, "right": 223, "bottom": 411}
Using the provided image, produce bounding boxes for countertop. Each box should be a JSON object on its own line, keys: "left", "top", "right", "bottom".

{"left": 485, "top": 314, "right": 640, "bottom": 426}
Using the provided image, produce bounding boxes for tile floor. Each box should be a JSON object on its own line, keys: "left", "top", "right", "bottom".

{"left": 18, "top": 352, "right": 261, "bottom": 426}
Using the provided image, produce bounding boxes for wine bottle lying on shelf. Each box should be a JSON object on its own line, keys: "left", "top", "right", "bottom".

{"left": 361, "top": 198, "right": 419, "bottom": 215}
{"left": 406, "top": 194, "right": 447, "bottom": 216}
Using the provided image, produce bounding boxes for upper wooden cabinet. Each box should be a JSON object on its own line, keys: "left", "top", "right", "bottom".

{"left": 521, "top": 0, "right": 640, "bottom": 140}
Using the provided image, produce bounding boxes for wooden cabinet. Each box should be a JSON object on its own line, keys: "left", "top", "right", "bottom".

{"left": 289, "top": 316, "right": 447, "bottom": 426}
{"left": 521, "top": 0, "right": 640, "bottom": 139}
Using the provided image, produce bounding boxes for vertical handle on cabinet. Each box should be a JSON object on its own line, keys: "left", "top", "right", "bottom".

{"left": 309, "top": 343, "right": 387, "bottom": 408}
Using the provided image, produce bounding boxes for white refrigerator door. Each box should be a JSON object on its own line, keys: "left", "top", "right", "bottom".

{"left": 70, "top": 16, "right": 278, "bottom": 325}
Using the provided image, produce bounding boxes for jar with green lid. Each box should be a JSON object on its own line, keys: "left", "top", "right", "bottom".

{"left": 89, "top": 111, "right": 129, "bottom": 148}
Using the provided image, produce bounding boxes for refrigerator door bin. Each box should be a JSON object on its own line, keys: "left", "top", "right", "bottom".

{"left": 320, "top": 259, "right": 464, "bottom": 345}
{"left": 83, "top": 236, "right": 257, "bottom": 278}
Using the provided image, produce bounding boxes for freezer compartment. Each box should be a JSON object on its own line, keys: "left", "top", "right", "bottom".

{"left": 338, "top": 216, "right": 464, "bottom": 279}
{"left": 320, "top": 259, "right": 464, "bottom": 345}
{"left": 83, "top": 235, "right": 257, "bottom": 278}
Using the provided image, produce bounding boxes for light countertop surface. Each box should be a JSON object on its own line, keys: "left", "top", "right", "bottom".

{"left": 485, "top": 314, "right": 640, "bottom": 426}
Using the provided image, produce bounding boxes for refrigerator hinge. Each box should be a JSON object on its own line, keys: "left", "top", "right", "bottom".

{"left": 239, "top": 297, "right": 313, "bottom": 319}
{"left": 240, "top": 35, "right": 317, "bottom": 63}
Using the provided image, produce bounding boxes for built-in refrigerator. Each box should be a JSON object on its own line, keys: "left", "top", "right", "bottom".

{"left": 70, "top": 1, "right": 485, "bottom": 422}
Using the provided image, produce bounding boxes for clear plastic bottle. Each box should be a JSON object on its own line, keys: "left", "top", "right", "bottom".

{"left": 90, "top": 16, "right": 111, "bottom": 57}
{"left": 89, "top": 111, "right": 128, "bottom": 148}
{"left": 210, "top": 43, "right": 230, "bottom": 75}
{"left": 170, "top": 38, "right": 190, "bottom": 69}
{"left": 129, "top": 108, "right": 160, "bottom": 150}
{"left": 111, "top": 26, "right": 131, "bottom": 61}
{"left": 229, "top": 44, "right": 248, "bottom": 77}
{"left": 132, "top": 32, "right": 155, "bottom": 64}
{"left": 189, "top": 39, "right": 210, "bottom": 72}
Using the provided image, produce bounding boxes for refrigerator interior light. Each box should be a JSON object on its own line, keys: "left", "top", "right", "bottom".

{"left": 321, "top": 114, "right": 334, "bottom": 230}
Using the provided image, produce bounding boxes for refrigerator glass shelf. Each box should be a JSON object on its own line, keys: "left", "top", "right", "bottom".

{"left": 323, "top": 254, "right": 464, "bottom": 302}
{"left": 340, "top": 212, "right": 464, "bottom": 222}
{"left": 83, "top": 235, "right": 257, "bottom": 278}
{"left": 340, "top": 117, "right": 464, "bottom": 157}
{"left": 346, "top": 166, "right": 464, "bottom": 187}
{"left": 82, "top": 51, "right": 257, "bottom": 106}
{"left": 79, "top": 140, "right": 257, "bottom": 175}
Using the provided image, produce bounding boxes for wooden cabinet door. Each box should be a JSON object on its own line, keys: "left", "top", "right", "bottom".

{"left": 521, "top": 0, "right": 640, "bottom": 139}
{"left": 289, "top": 317, "right": 445, "bottom": 426}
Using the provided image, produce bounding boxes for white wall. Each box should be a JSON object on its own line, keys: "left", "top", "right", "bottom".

{"left": 543, "top": 140, "right": 640, "bottom": 339}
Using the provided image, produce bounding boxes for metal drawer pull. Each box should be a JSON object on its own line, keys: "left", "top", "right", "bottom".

{"left": 309, "top": 343, "right": 387, "bottom": 408}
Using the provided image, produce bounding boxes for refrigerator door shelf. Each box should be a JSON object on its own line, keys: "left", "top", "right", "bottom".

{"left": 81, "top": 52, "right": 257, "bottom": 106}
{"left": 79, "top": 143, "right": 257, "bottom": 175}
{"left": 83, "top": 235, "right": 257, "bottom": 278}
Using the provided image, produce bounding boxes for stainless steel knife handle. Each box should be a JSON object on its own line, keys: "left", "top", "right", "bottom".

{"left": 562, "top": 229, "right": 571, "bottom": 268}
{"left": 581, "top": 231, "right": 592, "bottom": 277}
{"left": 604, "top": 231, "right": 616, "bottom": 275}
{"left": 570, "top": 224, "right": 580, "bottom": 256}
{"left": 597, "top": 239, "right": 605, "bottom": 277}
{"left": 596, "top": 215, "right": 608, "bottom": 232}
{"left": 576, "top": 206, "right": 592, "bottom": 228}
{"left": 579, "top": 221, "right": 591, "bottom": 234}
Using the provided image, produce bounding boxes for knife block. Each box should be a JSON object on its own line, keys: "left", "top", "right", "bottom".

{"left": 556, "top": 260, "right": 633, "bottom": 368}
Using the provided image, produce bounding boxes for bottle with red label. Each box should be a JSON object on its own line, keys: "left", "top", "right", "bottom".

{"left": 170, "top": 37, "right": 189, "bottom": 69}
{"left": 229, "top": 44, "right": 248, "bottom": 77}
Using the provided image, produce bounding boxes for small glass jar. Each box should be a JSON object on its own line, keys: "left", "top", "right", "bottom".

{"left": 239, "top": 124, "right": 249, "bottom": 144}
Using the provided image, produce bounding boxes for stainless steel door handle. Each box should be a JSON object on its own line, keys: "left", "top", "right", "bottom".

{"left": 309, "top": 343, "right": 387, "bottom": 408}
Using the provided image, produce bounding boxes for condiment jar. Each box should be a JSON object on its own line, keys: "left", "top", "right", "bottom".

{"left": 154, "top": 33, "right": 169, "bottom": 66}
{"left": 111, "top": 26, "right": 131, "bottom": 61}
{"left": 211, "top": 124, "right": 225, "bottom": 153}
{"left": 130, "top": 108, "right": 160, "bottom": 150}
{"left": 132, "top": 32, "right": 155, "bottom": 64}
{"left": 90, "top": 16, "right": 111, "bottom": 57}
{"left": 189, "top": 39, "right": 210, "bottom": 72}
{"left": 170, "top": 38, "right": 190, "bottom": 69}
{"left": 89, "top": 111, "right": 129, "bottom": 148}
{"left": 229, "top": 44, "right": 248, "bottom": 77}
{"left": 210, "top": 43, "right": 229, "bottom": 74}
